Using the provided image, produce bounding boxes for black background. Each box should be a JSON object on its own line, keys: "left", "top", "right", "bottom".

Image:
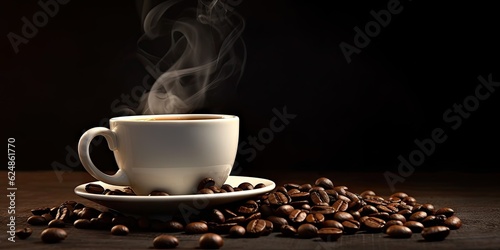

{"left": 1, "top": 0, "right": 499, "bottom": 176}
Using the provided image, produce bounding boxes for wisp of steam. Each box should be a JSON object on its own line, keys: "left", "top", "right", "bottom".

{"left": 129, "top": 0, "right": 246, "bottom": 114}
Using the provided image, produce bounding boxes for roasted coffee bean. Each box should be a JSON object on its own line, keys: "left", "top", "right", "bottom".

{"left": 226, "top": 216, "right": 246, "bottom": 224}
{"left": 198, "top": 177, "right": 216, "bottom": 191}
{"left": 360, "top": 190, "right": 377, "bottom": 199}
{"left": 149, "top": 190, "right": 169, "bottom": 196}
{"left": 322, "top": 220, "right": 344, "bottom": 230}
{"left": 207, "top": 186, "right": 221, "bottom": 193}
{"left": 221, "top": 184, "right": 234, "bottom": 192}
{"left": 310, "top": 190, "right": 330, "bottom": 206}
{"left": 112, "top": 216, "right": 136, "bottom": 229}
{"left": 207, "top": 209, "right": 225, "bottom": 224}
{"left": 390, "top": 192, "right": 408, "bottom": 200}
{"left": 289, "top": 209, "right": 307, "bottom": 224}
{"left": 314, "top": 177, "right": 334, "bottom": 189}
{"left": 254, "top": 183, "right": 266, "bottom": 189}
{"left": 165, "top": 220, "right": 184, "bottom": 232}
{"left": 398, "top": 209, "right": 413, "bottom": 219}
{"left": 55, "top": 203, "right": 72, "bottom": 222}
{"left": 377, "top": 204, "right": 398, "bottom": 214}
{"left": 386, "top": 225, "right": 412, "bottom": 238}
{"left": 275, "top": 186, "right": 288, "bottom": 193}
{"left": 360, "top": 205, "right": 378, "bottom": 216}
{"left": 85, "top": 183, "right": 105, "bottom": 194}
{"left": 318, "top": 227, "right": 343, "bottom": 242}
{"left": 228, "top": 225, "right": 246, "bottom": 238}
{"left": 384, "top": 220, "right": 404, "bottom": 232}
{"left": 74, "top": 218, "right": 92, "bottom": 229}
{"left": 49, "top": 206, "right": 59, "bottom": 218}
{"left": 78, "top": 207, "right": 101, "bottom": 220}
{"left": 48, "top": 219, "right": 65, "bottom": 228}
{"left": 333, "top": 211, "right": 353, "bottom": 222}
{"left": 409, "top": 211, "right": 427, "bottom": 221}
{"left": 185, "top": 222, "right": 208, "bottom": 234}
{"left": 274, "top": 205, "right": 295, "bottom": 217}
{"left": 389, "top": 213, "right": 407, "bottom": 223}
{"left": 289, "top": 191, "right": 310, "bottom": 201}
{"left": 111, "top": 225, "right": 129, "bottom": 236}
{"left": 246, "top": 219, "right": 267, "bottom": 237}
{"left": 280, "top": 225, "right": 297, "bottom": 237}
{"left": 332, "top": 199, "right": 349, "bottom": 212}
{"left": 91, "top": 217, "right": 112, "bottom": 230}
{"left": 15, "top": 227, "right": 33, "bottom": 239}
{"left": 334, "top": 186, "right": 348, "bottom": 196}
{"left": 42, "top": 213, "right": 54, "bottom": 222}
{"left": 198, "top": 188, "right": 215, "bottom": 194}
{"left": 284, "top": 183, "right": 300, "bottom": 190}
{"left": 238, "top": 182, "right": 254, "bottom": 190}
{"left": 435, "top": 207, "right": 455, "bottom": 217}
{"left": 299, "top": 183, "right": 313, "bottom": 192}
{"left": 404, "top": 221, "right": 424, "bottom": 233}
{"left": 40, "top": 228, "right": 67, "bottom": 243}
{"left": 363, "top": 217, "right": 386, "bottom": 233}
{"left": 369, "top": 212, "right": 390, "bottom": 221}
{"left": 98, "top": 212, "right": 115, "bottom": 224}
{"left": 419, "top": 203, "right": 435, "bottom": 215}
{"left": 261, "top": 220, "right": 274, "bottom": 236}
{"left": 199, "top": 233, "right": 224, "bottom": 249}
{"left": 244, "top": 212, "right": 262, "bottom": 222}
{"left": 268, "top": 192, "right": 291, "bottom": 206}
{"left": 238, "top": 200, "right": 259, "bottom": 214}
{"left": 444, "top": 216, "right": 462, "bottom": 230}
{"left": 342, "top": 219, "right": 360, "bottom": 234}
{"left": 153, "top": 234, "right": 179, "bottom": 249}
{"left": 266, "top": 216, "right": 288, "bottom": 231}
{"left": 31, "top": 207, "right": 51, "bottom": 216}
{"left": 306, "top": 213, "right": 325, "bottom": 225}
{"left": 297, "top": 223, "right": 318, "bottom": 239}
{"left": 421, "top": 226, "right": 450, "bottom": 241}
{"left": 422, "top": 215, "right": 440, "bottom": 227}
{"left": 403, "top": 196, "right": 417, "bottom": 206}
{"left": 27, "top": 215, "right": 47, "bottom": 226}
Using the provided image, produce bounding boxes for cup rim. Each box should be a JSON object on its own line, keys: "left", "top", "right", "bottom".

{"left": 110, "top": 114, "right": 238, "bottom": 122}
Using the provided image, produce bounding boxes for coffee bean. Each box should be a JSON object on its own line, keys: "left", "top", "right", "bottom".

{"left": 268, "top": 192, "right": 291, "bottom": 206}
{"left": 31, "top": 207, "right": 51, "bottom": 216}
{"left": 198, "top": 177, "right": 216, "bottom": 191}
{"left": 297, "top": 223, "right": 318, "bottom": 238}
{"left": 254, "top": 183, "right": 266, "bottom": 189}
{"left": 153, "top": 234, "right": 179, "bottom": 249}
{"left": 363, "top": 217, "right": 386, "bottom": 233}
{"left": 421, "top": 225, "right": 450, "bottom": 241}
{"left": 409, "top": 211, "right": 427, "bottom": 221}
{"left": 444, "top": 215, "right": 462, "bottom": 230}
{"left": 310, "top": 190, "right": 330, "bottom": 206}
{"left": 280, "top": 225, "right": 297, "bottom": 237}
{"left": 404, "top": 221, "right": 424, "bottom": 233}
{"left": 318, "top": 227, "right": 343, "bottom": 241}
{"left": 435, "top": 207, "right": 455, "bottom": 217}
{"left": 40, "top": 228, "right": 67, "bottom": 243}
{"left": 149, "top": 190, "right": 169, "bottom": 196}
{"left": 360, "top": 190, "right": 377, "bottom": 199}
{"left": 389, "top": 213, "right": 407, "bottom": 223}
{"left": 185, "top": 222, "right": 208, "bottom": 234}
{"left": 299, "top": 183, "right": 313, "bottom": 192}
{"left": 246, "top": 219, "right": 267, "bottom": 237}
{"left": 332, "top": 199, "right": 349, "bottom": 212}
{"left": 74, "top": 218, "right": 92, "bottom": 229}
{"left": 238, "top": 200, "right": 259, "bottom": 214}
{"left": 289, "top": 209, "right": 308, "bottom": 224}
{"left": 274, "top": 205, "right": 295, "bottom": 217}
{"left": 111, "top": 225, "right": 129, "bottom": 236}
{"left": 342, "top": 219, "right": 360, "bottom": 234}
{"left": 198, "top": 188, "right": 215, "bottom": 194}
{"left": 238, "top": 182, "right": 254, "bottom": 190}
{"left": 333, "top": 211, "right": 354, "bottom": 222}
{"left": 48, "top": 219, "right": 66, "bottom": 228}
{"left": 228, "top": 225, "right": 246, "bottom": 237}
{"left": 15, "top": 227, "right": 33, "bottom": 240}
{"left": 27, "top": 215, "right": 47, "bottom": 226}
{"left": 322, "top": 220, "right": 344, "bottom": 230}
{"left": 199, "top": 233, "right": 224, "bottom": 249}
{"left": 78, "top": 207, "right": 101, "bottom": 220}
{"left": 85, "top": 183, "right": 105, "bottom": 194}
{"left": 386, "top": 225, "right": 412, "bottom": 238}
{"left": 314, "top": 177, "right": 334, "bottom": 189}
{"left": 226, "top": 216, "right": 246, "bottom": 224}
{"left": 384, "top": 220, "right": 404, "bottom": 232}
{"left": 221, "top": 184, "right": 234, "bottom": 192}
{"left": 306, "top": 213, "right": 325, "bottom": 225}
{"left": 165, "top": 220, "right": 184, "bottom": 232}
{"left": 266, "top": 216, "right": 288, "bottom": 231}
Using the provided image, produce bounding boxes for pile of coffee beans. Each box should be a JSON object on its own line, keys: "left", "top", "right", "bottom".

{"left": 19, "top": 177, "right": 462, "bottom": 248}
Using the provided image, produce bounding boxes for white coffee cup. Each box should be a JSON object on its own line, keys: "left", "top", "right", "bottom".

{"left": 78, "top": 114, "right": 239, "bottom": 195}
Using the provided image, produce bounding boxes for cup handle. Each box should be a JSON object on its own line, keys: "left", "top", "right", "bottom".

{"left": 78, "top": 127, "right": 130, "bottom": 186}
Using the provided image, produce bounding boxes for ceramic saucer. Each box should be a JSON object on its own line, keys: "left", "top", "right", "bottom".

{"left": 74, "top": 176, "right": 275, "bottom": 216}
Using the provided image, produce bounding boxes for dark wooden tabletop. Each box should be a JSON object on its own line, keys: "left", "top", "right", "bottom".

{"left": 1, "top": 170, "right": 499, "bottom": 249}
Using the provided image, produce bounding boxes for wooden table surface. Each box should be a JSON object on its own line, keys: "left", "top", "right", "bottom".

{"left": 1, "top": 170, "right": 499, "bottom": 249}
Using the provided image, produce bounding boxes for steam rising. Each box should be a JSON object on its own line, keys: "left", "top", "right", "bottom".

{"left": 131, "top": 0, "right": 246, "bottom": 114}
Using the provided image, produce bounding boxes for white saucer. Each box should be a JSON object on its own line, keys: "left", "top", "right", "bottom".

{"left": 74, "top": 176, "right": 275, "bottom": 216}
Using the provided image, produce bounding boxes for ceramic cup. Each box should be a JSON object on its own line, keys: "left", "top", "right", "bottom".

{"left": 78, "top": 114, "right": 239, "bottom": 195}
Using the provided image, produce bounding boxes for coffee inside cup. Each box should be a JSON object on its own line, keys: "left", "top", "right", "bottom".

{"left": 139, "top": 115, "right": 225, "bottom": 121}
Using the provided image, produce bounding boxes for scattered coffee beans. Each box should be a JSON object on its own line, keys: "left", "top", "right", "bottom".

{"left": 27, "top": 176, "right": 462, "bottom": 248}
